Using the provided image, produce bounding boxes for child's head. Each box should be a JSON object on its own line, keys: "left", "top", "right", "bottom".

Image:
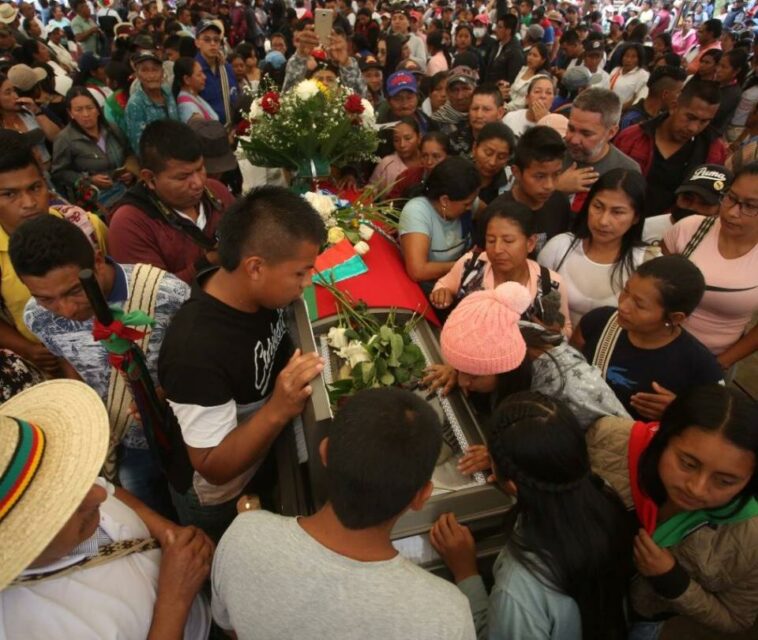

{"left": 511, "top": 125, "right": 566, "bottom": 206}
{"left": 216, "top": 185, "right": 326, "bottom": 308}
{"left": 441, "top": 282, "right": 532, "bottom": 394}
{"left": 640, "top": 385, "right": 758, "bottom": 512}
{"left": 325, "top": 387, "right": 442, "bottom": 529}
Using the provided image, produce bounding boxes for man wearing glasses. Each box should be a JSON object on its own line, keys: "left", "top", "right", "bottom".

{"left": 195, "top": 19, "right": 238, "bottom": 125}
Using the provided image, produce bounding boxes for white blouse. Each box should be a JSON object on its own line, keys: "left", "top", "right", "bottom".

{"left": 608, "top": 66, "right": 650, "bottom": 106}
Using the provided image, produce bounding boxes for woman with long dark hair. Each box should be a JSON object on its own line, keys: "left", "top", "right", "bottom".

{"left": 538, "top": 168, "right": 652, "bottom": 327}
{"left": 588, "top": 385, "right": 758, "bottom": 637}
{"left": 712, "top": 48, "right": 750, "bottom": 133}
{"left": 431, "top": 391, "right": 632, "bottom": 640}
{"left": 173, "top": 56, "right": 218, "bottom": 122}
{"left": 51, "top": 86, "right": 134, "bottom": 209}
{"left": 505, "top": 42, "right": 551, "bottom": 113}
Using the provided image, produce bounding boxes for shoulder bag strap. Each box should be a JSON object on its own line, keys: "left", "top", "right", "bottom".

{"left": 219, "top": 63, "right": 233, "bottom": 125}
{"left": 681, "top": 215, "right": 717, "bottom": 259}
{"left": 592, "top": 311, "right": 623, "bottom": 378}
{"left": 102, "top": 264, "right": 166, "bottom": 481}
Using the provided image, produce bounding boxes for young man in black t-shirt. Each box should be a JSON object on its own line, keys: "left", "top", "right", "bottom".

{"left": 158, "top": 186, "right": 326, "bottom": 540}
{"left": 483, "top": 125, "right": 572, "bottom": 254}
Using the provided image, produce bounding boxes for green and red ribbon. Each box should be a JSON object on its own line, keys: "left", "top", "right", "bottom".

{"left": 92, "top": 308, "right": 155, "bottom": 372}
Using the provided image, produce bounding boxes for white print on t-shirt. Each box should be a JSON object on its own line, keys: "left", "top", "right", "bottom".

{"left": 254, "top": 311, "right": 287, "bottom": 393}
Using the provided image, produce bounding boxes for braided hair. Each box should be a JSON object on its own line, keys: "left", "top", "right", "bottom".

{"left": 489, "top": 392, "right": 632, "bottom": 640}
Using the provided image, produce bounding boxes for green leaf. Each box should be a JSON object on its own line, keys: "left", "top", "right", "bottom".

{"left": 360, "top": 361, "right": 375, "bottom": 385}
{"left": 344, "top": 328, "right": 360, "bottom": 341}
{"left": 379, "top": 372, "right": 395, "bottom": 385}
{"left": 394, "top": 367, "right": 410, "bottom": 384}
{"left": 380, "top": 325, "right": 394, "bottom": 342}
{"left": 390, "top": 333, "right": 404, "bottom": 361}
{"left": 375, "top": 357, "right": 387, "bottom": 376}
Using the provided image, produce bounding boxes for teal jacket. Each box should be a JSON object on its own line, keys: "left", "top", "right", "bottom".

{"left": 125, "top": 86, "right": 179, "bottom": 154}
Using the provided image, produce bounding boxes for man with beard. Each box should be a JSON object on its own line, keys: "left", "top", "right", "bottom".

{"left": 642, "top": 164, "right": 731, "bottom": 242}
{"left": 558, "top": 88, "right": 640, "bottom": 213}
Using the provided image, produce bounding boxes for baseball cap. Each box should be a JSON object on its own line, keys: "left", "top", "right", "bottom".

{"left": 79, "top": 52, "right": 110, "bottom": 74}
{"left": 359, "top": 55, "right": 383, "bottom": 71}
{"left": 562, "top": 65, "right": 591, "bottom": 91}
{"left": 584, "top": 38, "right": 605, "bottom": 54}
{"left": 0, "top": 127, "right": 44, "bottom": 149}
{"left": 196, "top": 18, "right": 224, "bottom": 36}
{"left": 132, "top": 49, "right": 162, "bottom": 65}
{"left": 447, "top": 65, "right": 478, "bottom": 86}
{"left": 386, "top": 70, "right": 417, "bottom": 96}
{"left": 7, "top": 64, "right": 47, "bottom": 92}
{"left": 675, "top": 164, "right": 733, "bottom": 205}
{"left": 473, "top": 13, "right": 490, "bottom": 24}
{"left": 526, "top": 23, "right": 545, "bottom": 41}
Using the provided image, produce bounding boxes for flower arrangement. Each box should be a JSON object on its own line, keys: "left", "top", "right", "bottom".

{"left": 304, "top": 187, "right": 399, "bottom": 256}
{"left": 238, "top": 78, "right": 378, "bottom": 179}
{"left": 320, "top": 280, "right": 427, "bottom": 405}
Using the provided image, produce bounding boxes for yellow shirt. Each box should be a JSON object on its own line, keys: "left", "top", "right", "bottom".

{"left": 0, "top": 208, "right": 109, "bottom": 343}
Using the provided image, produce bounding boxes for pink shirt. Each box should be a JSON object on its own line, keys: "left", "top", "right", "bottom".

{"left": 672, "top": 29, "right": 698, "bottom": 57}
{"left": 426, "top": 51, "right": 449, "bottom": 76}
{"left": 434, "top": 253, "right": 573, "bottom": 336}
{"left": 369, "top": 154, "right": 410, "bottom": 194}
{"left": 664, "top": 215, "right": 758, "bottom": 354}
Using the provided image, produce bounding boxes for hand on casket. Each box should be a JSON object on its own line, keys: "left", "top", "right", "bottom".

{"left": 269, "top": 349, "right": 324, "bottom": 424}
{"left": 422, "top": 364, "right": 457, "bottom": 396}
{"left": 457, "top": 445, "right": 493, "bottom": 479}
{"left": 429, "top": 512, "right": 478, "bottom": 583}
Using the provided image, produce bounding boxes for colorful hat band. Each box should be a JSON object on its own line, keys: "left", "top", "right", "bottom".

{"left": 0, "top": 418, "right": 45, "bottom": 522}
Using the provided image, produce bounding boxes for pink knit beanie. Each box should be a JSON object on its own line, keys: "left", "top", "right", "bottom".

{"left": 440, "top": 281, "right": 532, "bottom": 375}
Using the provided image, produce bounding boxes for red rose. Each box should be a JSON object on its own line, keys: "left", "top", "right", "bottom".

{"left": 344, "top": 94, "right": 364, "bottom": 114}
{"left": 261, "top": 91, "right": 280, "bottom": 115}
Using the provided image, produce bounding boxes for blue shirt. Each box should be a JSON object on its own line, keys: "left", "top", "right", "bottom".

{"left": 196, "top": 54, "right": 238, "bottom": 125}
{"left": 124, "top": 85, "right": 179, "bottom": 154}
{"left": 24, "top": 262, "right": 190, "bottom": 448}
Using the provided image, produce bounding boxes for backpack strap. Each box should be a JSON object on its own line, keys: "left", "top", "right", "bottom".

{"left": 219, "top": 63, "right": 233, "bottom": 124}
{"left": 539, "top": 264, "right": 552, "bottom": 297}
{"left": 102, "top": 264, "right": 166, "bottom": 481}
{"left": 592, "top": 311, "right": 623, "bottom": 378}
{"left": 681, "top": 215, "right": 717, "bottom": 259}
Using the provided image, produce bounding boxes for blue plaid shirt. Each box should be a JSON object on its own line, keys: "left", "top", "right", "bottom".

{"left": 125, "top": 85, "right": 179, "bottom": 154}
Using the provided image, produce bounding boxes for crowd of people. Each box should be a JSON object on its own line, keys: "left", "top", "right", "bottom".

{"left": 0, "top": 0, "right": 757, "bottom": 637}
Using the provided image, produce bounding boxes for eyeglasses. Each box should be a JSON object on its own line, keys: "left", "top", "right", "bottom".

{"left": 199, "top": 36, "right": 221, "bottom": 44}
{"left": 723, "top": 191, "right": 758, "bottom": 217}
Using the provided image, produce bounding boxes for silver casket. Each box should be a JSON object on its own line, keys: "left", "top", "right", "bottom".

{"left": 274, "top": 298, "right": 515, "bottom": 572}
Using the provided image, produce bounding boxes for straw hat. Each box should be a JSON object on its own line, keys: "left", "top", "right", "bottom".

{"left": 0, "top": 380, "right": 109, "bottom": 589}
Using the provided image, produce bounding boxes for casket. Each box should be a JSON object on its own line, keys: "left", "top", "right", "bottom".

{"left": 275, "top": 298, "right": 515, "bottom": 571}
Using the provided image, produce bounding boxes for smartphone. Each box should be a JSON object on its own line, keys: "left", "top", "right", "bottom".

{"left": 314, "top": 8, "right": 333, "bottom": 47}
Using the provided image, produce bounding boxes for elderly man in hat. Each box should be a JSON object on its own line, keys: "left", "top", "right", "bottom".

{"left": 0, "top": 379, "right": 214, "bottom": 638}
{"left": 195, "top": 19, "right": 238, "bottom": 125}
{"left": 431, "top": 65, "right": 478, "bottom": 134}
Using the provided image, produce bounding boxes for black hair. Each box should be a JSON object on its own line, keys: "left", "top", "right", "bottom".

{"left": 497, "top": 13, "right": 518, "bottom": 34}
{"left": 620, "top": 42, "right": 646, "bottom": 68}
{"left": 489, "top": 392, "right": 632, "bottom": 640}
{"left": 560, "top": 28, "right": 581, "bottom": 46}
{"left": 64, "top": 85, "right": 106, "bottom": 134}
{"left": 722, "top": 48, "right": 750, "bottom": 85}
{"left": 428, "top": 69, "right": 448, "bottom": 92}
{"left": 472, "top": 81, "right": 504, "bottom": 107}
{"left": 572, "top": 168, "right": 646, "bottom": 291}
{"left": 216, "top": 185, "right": 326, "bottom": 269}
{"left": 139, "top": 119, "right": 202, "bottom": 170}
{"left": 475, "top": 121, "right": 516, "bottom": 149}
{"left": 638, "top": 385, "right": 758, "bottom": 512}
{"left": 420, "top": 130, "right": 452, "bottom": 154}
{"left": 678, "top": 78, "right": 721, "bottom": 106}
{"left": 512, "top": 125, "right": 566, "bottom": 171}
{"left": 660, "top": 51, "right": 682, "bottom": 67}
{"left": 422, "top": 156, "right": 480, "bottom": 201}
{"left": 733, "top": 160, "right": 758, "bottom": 180}
{"left": 647, "top": 64, "right": 686, "bottom": 95}
{"left": 305, "top": 58, "right": 341, "bottom": 79}
{"left": 0, "top": 132, "right": 42, "bottom": 177}
{"left": 326, "top": 387, "right": 442, "bottom": 529}
{"left": 653, "top": 32, "right": 672, "bottom": 51}
{"left": 426, "top": 29, "right": 443, "bottom": 52}
{"left": 172, "top": 56, "right": 198, "bottom": 97}
{"left": 480, "top": 198, "right": 536, "bottom": 237}
{"left": 703, "top": 17, "right": 723, "bottom": 39}
{"left": 700, "top": 47, "right": 723, "bottom": 64}
{"left": 9, "top": 215, "right": 95, "bottom": 278}
{"left": 634, "top": 255, "right": 705, "bottom": 316}
{"left": 528, "top": 42, "right": 550, "bottom": 72}
{"left": 394, "top": 115, "right": 420, "bottom": 135}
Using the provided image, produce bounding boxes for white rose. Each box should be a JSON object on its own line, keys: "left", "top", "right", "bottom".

{"left": 327, "top": 326, "right": 350, "bottom": 350}
{"left": 354, "top": 240, "right": 370, "bottom": 256}
{"left": 295, "top": 79, "right": 320, "bottom": 100}
{"left": 340, "top": 341, "right": 371, "bottom": 368}
{"left": 303, "top": 191, "right": 337, "bottom": 220}
{"left": 248, "top": 99, "right": 264, "bottom": 120}
{"left": 358, "top": 224, "right": 374, "bottom": 241}
{"left": 360, "top": 98, "right": 376, "bottom": 128}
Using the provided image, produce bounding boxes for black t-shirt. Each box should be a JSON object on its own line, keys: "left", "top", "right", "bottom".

{"left": 158, "top": 269, "right": 291, "bottom": 442}
{"left": 645, "top": 140, "right": 697, "bottom": 217}
{"left": 580, "top": 306, "right": 724, "bottom": 420}
{"left": 486, "top": 189, "right": 572, "bottom": 255}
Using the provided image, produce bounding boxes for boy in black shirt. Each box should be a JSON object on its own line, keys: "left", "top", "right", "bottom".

{"left": 158, "top": 186, "right": 326, "bottom": 540}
